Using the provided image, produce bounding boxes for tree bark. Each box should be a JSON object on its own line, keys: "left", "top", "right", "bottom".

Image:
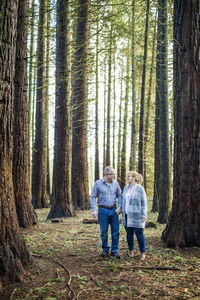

{"left": 28, "top": 0, "right": 36, "bottom": 184}
{"left": 103, "top": 61, "right": 107, "bottom": 169}
{"left": 106, "top": 23, "right": 113, "bottom": 166}
{"left": 144, "top": 15, "right": 156, "bottom": 191}
{"left": 112, "top": 40, "right": 116, "bottom": 169}
{"left": 46, "top": 0, "right": 51, "bottom": 196}
{"left": 152, "top": 8, "right": 160, "bottom": 213}
{"left": 162, "top": 0, "right": 200, "bottom": 247}
{"left": 157, "top": 0, "right": 170, "bottom": 223}
{"left": 32, "top": 0, "right": 49, "bottom": 208}
{"left": 31, "top": 59, "right": 37, "bottom": 167}
{"left": 0, "top": 0, "right": 31, "bottom": 285}
{"left": 117, "top": 69, "right": 123, "bottom": 185}
{"left": 95, "top": 4, "right": 100, "bottom": 181}
{"left": 72, "top": 0, "right": 90, "bottom": 210}
{"left": 14, "top": 0, "right": 37, "bottom": 227}
{"left": 129, "top": 0, "right": 136, "bottom": 171}
{"left": 47, "top": 0, "right": 75, "bottom": 219}
{"left": 121, "top": 48, "right": 130, "bottom": 189}
{"left": 138, "top": 0, "right": 149, "bottom": 176}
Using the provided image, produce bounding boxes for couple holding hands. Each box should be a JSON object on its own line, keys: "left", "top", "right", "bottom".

{"left": 90, "top": 166, "right": 147, "bottom": 261}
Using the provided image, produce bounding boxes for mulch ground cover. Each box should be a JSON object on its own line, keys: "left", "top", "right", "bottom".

{"left": 1, "top": 208, "right": 200, "bottom": 299}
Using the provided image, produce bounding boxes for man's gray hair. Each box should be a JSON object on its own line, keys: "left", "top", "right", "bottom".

{"left": 103, "top": 166, "right": 115, "bottom": 175}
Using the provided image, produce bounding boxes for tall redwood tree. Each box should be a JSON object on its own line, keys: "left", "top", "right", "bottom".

{"left": 94, "top": 3, "right": 100, "bottom": 181}
{"left": 14, "top": 0, "right": 37, "bottom": 227}
{"left": 0, "top": 0, "right": 31, "bottom": 285}
{"left": 32, "top": 0, "right": 49, "bottom": 208}
{"left": 47, "top": 0, "right": 75, "bottom": 219}
{"left": 157, "top": 0, "right": 170, "bottom": 224}
{"left": 162, "top": 0, "right": 200, "bottom": 247}
{"left": 153, "top": 0, "right": 170, "bottom": 220}
{"left": 72, "top": 0, "right": 90, "bottom": 210}
{"left": 129, "top": 0, "right": 136, "bottom": 171}
{"left": 138, "top": 0, "right": 150, "bottom": 177}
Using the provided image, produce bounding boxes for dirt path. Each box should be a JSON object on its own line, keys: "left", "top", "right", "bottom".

{"left": 1, "top": 208, "right": 200, "bottom": 299}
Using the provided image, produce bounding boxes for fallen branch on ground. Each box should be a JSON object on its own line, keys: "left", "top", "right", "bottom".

{"left": 10, "top": 287, "right": 18, "bottom": 300}
{"left": 118, "top": 264, "right": 181, "bottom": 271}
{"left": 82, "top": 219, "right": 99, "bottom": 224}
{"left": 32, "top": 253, "right": 76, "bottom": 299}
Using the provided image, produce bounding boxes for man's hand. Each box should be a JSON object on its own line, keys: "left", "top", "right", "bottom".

{"left": 92, "top": 212, "right": 97, "bottom": 218}
{"left": 115, "top": 208, "right": 121, "bottom": 215}
{"left": 142, "top": 217, "right": 147, "bottom": 222}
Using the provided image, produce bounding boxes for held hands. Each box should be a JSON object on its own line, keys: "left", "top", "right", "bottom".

{"left": 115, "top": 208, "right": 122, "bottom": 215}
{"left": 92, "top": 212, "right": 97, "bottom": 218}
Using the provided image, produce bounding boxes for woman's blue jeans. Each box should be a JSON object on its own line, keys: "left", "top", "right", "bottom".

{"left": 98, "top": 206, "right": 119, "bottom": 254}
{"left": 125, "top": 225, "right": 146, "bottom": 253}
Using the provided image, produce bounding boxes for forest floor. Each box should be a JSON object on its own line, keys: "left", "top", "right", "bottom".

{"left": 1, "top": 205, "right": 200, "bottom": 300}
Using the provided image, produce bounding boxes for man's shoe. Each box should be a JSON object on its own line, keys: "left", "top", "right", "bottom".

{"left": 100, "top": 250, "right": 109, "bottom": 258}
{"left": 111, "top": 252, "right": 120, "bottom": 259}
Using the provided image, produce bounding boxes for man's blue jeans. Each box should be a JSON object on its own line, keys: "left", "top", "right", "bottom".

{"left": 125, "top": 226, "right": 146, "bottom": 253}
{"left": 98, "top": 206, "right": 119, "bottom": 254}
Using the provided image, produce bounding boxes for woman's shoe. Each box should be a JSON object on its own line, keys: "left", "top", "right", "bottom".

{"left": 140, "top": 253, "right": 145, "bottom": 261}
{"left": 128, "top": 250, "right": 134, "bottom": 257}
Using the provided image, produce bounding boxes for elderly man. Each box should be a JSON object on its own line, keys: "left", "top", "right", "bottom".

{"left": 90, "top": 166, "right": 122, "bottom": 258}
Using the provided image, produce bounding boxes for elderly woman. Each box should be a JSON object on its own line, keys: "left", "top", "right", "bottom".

{"left": 121, "top": 171, "right": 147, "bottom": 260}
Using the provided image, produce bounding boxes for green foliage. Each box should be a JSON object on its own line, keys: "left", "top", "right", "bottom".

{"left": 31, "top": 249, "right": 46, "bottom": 255}
{"left": 165, "top": 248, "right": 179, "bottom": 255}
{"left": 74, "top": 274, "right": 87, "bottom": 282}
{"left": 173, "top": 256, "right": 184, "bottom": 263}
{"left": 69, "top": 229, "right": 78, "bottom": 234}
{"left": 108, "top": 260, "right": 118, "bottom": 272}
{"left": 53, "top": 278, "right": 65, "bottom": 282}
{"left": 120, "top": 284, "right": 128, "bottom": 292}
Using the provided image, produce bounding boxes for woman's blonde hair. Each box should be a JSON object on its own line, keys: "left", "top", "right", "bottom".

{"left": 136, "top": 173, "right": 144, "bottom": 185}
{"left": 127, "top": 170, "right": 138, "bottom": 179}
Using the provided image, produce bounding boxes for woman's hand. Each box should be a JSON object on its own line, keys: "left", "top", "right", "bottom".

{"left": 115, "top": 208, "right": 122, "bottom": 215}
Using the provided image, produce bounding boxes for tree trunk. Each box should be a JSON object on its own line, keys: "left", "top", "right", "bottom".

{"left": 106, "top": 23, "right": 113, "bottom": 166}
{"left": 117, "top": 70, "right": 123, "bottom": 185}
{"left": 32, "top": 0, "right": 49, "bottom": 208}
{"left": 31, "top": 59, "right": 37, "bottom": 164}
{"left": 46, "top": 0, "right": 51, "bottom": 195}
{"left": 129, "top": 0, "right": 136, "bottom": 171}
{"left": 0, "top": 0, "right": 31, "bottom": 285}
{"left": 157, "top": 0, "right": 170, "bottom": 223}
{"left": 103, "top": 61, "right": 107, "bottom": 169}
{"left": 169, "top": 107, "right": 173, "bottom": 201}
{"left": 152, "top": 8, "right": 160, "bottom": 213}
{"left": 28, "top": 0, "right": 36, "bottom": 184}
{"left": 138, "top": 0, "right": 149, "bottom": 176}
{"left": 144, "top": 15, "right": 156, "bottom": 191}
{"left": 162, "top": 0, "right": 200, "bottom": 247}
{"left": 13, "top": 0, "right": 37, "bottom": 227}
{"left": 72, "top": 0, "right": 90, "bottom": 210}
{"left": 95, "top": 4, "right": 100, "bottom": 181}
{"left": 48, "top": 0, "right": 74, "bottom": 219}
{"left": 112, "top": 42, "right": 116, "bottom": 169}
{"left": 121, "top": 48, "right": 130, "bottom": 189}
